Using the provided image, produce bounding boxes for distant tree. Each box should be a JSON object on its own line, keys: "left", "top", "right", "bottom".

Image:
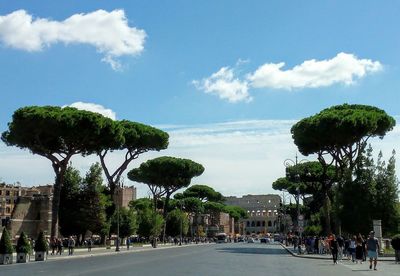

{"left": 129, "top": 198, "right": 153, "bottom": 211}
{"left": 291, "top": 104, "right": 395, "bottom": 173}
{"left": 97, "top": 120, "right": 169, "bottom": 200}
{"left": 128, "top": 156, "right": 204, "bottom": 241}
{"left": 128, "top": 157, "right": 204, "bottom": 217}
{"left": 291, "top": 104, "right": 396, "bottom": 233}
{"left": 339, "top": 145, "right": 376, "bottom": 234}
{"left": 1, "top": 106, "right": 121, "bottom": 237}
{"left": 110, "top": 207, "right": 137, "bottom": 239}
{"left": 80, "top": 163, "right": 111, "bottom": 239}
{"left": 274, "top": 161, "right": 337, "bottom": 233}
{"left": 59, "top": 164, "right": 111, "bottom": 240}
{"left": 130, "top": 198, "right": 163, "bottom": 241}
{"left": 223, "top": 205, "right": 248, "bottom": 221}
{"left": 181, "top": 185, "right": 224, "bottom": 203}
{"left": 373, "top": 150, "right": 400, "bottom": 235}
{"left": 166, "top": 209, "right": 189, "bottom": 237}
{"left": 59, "top": 166, "right": 84, "bottom": 237}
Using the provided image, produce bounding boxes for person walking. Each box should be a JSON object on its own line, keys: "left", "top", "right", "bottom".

{"left": 349, "top": 236, "right": 357, "bottom": 262}
{"left": 337, "top": 235, "right": 344, "bottom": 262}
{"left": 366, "top": 231, "right": 379, "bottom": 270}
{"left": 344, "top": 236, "right": 350, "bottom": 260}
{"left": 87, "top": 238, "right": 93, "bottom": 252}
{"left": 68, "top": 236, "right": 75, "bottom": 256}
{"left": 57, "top": 238, "right": 63, "bottom": 255}
{"left": 330, "top": 234, "right": 339, "bottom": 264}
{"left": 355, "top": 234, "right": 364, "bottom": 264}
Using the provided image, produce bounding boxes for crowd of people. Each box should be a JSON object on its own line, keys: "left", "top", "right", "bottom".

{"left": 286, "top": 231, "right": 380, "bottom": 270}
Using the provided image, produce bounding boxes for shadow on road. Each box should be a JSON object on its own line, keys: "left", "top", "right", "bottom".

{"left": 216, "top": 246, "right": 286, "bottom": 255}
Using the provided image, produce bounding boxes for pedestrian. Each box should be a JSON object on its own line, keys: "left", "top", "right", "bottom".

{"left": 126, "top": 237, "right": 130, "bottom": 250}
{"left": 87, "top": 238, "right": 93, "bottom": 252}
{"left": 50, "top": 237, "right": 56, "bottom": 255}
{"left": 68, "top": 236, "right": 75, "bottom": 256}
{"left": 337, "top": 235, "right": 344, "bottom": 261}
{"left": 318, "top": 238, "right": 324, "bottom": 254}
{"left": 362, "top": 235, "right": 367, "bottom": 262}
{"left": 355, "top": 234, "right": 364, "bottom": 264}
{"left": 57, "top": 238, "right": 63, "bottom": 255}
{"left": 366, "top": 231, "right": 379, "bottom": 270}
{"left": 330, "top": 234, "right": 339, "bottom": 264}
{"left": 349, "top": 236, "right": 357, "bottom": 262}
{"left": 344, "top": 237, "right": 350, "bottom": 259}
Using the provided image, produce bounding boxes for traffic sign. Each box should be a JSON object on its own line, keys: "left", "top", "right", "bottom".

{"left": 298, "top": 221, "right": 304, "bottom": 227}
{"left": 298, "top": 226, "right": 304, "bottom": 232}
{"left": 298, "top": 215, "right": 304, "bottom": 221}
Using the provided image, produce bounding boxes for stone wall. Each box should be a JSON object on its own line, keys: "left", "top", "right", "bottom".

{"left": 9, "top": 195, "right": 52, "bottom": 239}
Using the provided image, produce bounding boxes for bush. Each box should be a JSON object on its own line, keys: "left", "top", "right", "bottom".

{"left": 303, "top": 225, "right": 322, "bottom": 236}
{"left": 0, "top": 228, "right": 13, "bottom": 254}
{"left": 391, "top": 234, "right": 400, "bottom": 250}
{"left": 34, "top": 231, "right": 48, "bottom": 252}
{"left": 16, "top": 232, "right": 31, "bottom": 254}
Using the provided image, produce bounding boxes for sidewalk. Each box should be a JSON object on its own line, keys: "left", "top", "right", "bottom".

{"left": 12, "top": 242, "right": 212, "bottom": 263}
{"left": 280, "top": 243, "right": 396, "bottom": 262}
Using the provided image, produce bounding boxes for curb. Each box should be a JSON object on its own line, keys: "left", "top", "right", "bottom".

{"left": 9, "top": 243, "right": 214, "bottom": 266}
{"left": 279, "top": 243, "right": 396, "bottom": 262}
{"left": 280, "top": 243, "right": 329, "bottom": 260}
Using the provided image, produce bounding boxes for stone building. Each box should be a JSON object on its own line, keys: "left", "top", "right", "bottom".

{"left": 1, "top": 182, "right": 53, "bottom": 238}
{"left": 191, "top": 212, "right": 235, "bottom": 238}
{"left": 115, "top": 185, "right": 137, "bottom": 208}
{"left": 0, "top": 183, "right": 22, "bottom": 227}
{"left": 9, "top": 194, "right": 52, "bottom": 239}
{"left": 225, "top": 194, "right": 281, "bottom": 235}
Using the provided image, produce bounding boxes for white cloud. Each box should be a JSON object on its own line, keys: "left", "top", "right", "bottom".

{"left": 0, "top": 9, "right": 146, "bottom": 70}
{"left": 65, "top": 102, "right": 116, "bottom": 120}
{"left": 247, "top": 52, "right": 382, "bottom": 90}
{"left": 195, "top": 53, "right": 382, "bottom": 102}
{"left": 193, "top": 67, "right": 252, "bottom": 103}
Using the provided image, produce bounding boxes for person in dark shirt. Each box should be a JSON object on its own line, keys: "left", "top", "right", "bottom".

{"left": 330, "top": 234, "right": 339, "bottom": 264}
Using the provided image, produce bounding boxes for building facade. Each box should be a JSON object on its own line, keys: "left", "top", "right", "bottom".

{"left": 225, "top": 194, "right": 281, "bottom": 235}
{"left": 115, "top": 185, "right": 137, "bottom": 208}
{"left": 1, "top": 182, "right": 53, "bottom": 238}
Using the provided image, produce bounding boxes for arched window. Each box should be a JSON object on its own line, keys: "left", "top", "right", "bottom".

{"left": 268, "top": 221, "right": 272, "bottom": 227}
{"left": 256, "top": 221, "right": 261, "bottom": 227}
{"left": 262, "top": 221, "right": 266, "bottom": 227}
{"left": 247, "top": 221, "right": 250, "bottom": 227}
{"left": 251, "top": 221, "right": 255, "bottom": 227}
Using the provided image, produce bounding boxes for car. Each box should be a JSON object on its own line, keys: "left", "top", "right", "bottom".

{"left": 238, "top": 237, "right": 245, "bottom": 242}
{"left": 247, "top": 238, "right": 255, "bottom": 243}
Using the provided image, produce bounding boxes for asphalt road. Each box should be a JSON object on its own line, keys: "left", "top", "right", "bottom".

{"left": 1, "top": 243, "right": 399, "bottom": 276}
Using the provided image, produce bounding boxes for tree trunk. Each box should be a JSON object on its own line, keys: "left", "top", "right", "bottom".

{"left": 323, "top": 192, "right": 331, "bottom": 235}
{"left": 162, "top": 193, "right": 172, "bottom": 243}
{"left": 51, "top": 165, "right": 67, "bottom": 238}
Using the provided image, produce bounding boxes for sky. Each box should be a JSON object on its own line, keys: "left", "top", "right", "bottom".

{"left": 0, "top": 1, "right": 399, "bottom": 198}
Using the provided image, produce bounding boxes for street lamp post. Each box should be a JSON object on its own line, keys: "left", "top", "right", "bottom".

{"left": 295, "top": 186, "right": 300, "bottom": 235}
{"left": 283, "top": 153, "right": 307, "bottom": 236}
{"left": 179, "top": 200, "right": 183, "bottom": 246}
{"left": 115, "top": 181, "right": 124, "bottom": 252}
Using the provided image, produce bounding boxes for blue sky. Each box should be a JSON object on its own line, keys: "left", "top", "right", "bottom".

{"left": 0, "top": 1, "right": 399, "bottom": 197}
